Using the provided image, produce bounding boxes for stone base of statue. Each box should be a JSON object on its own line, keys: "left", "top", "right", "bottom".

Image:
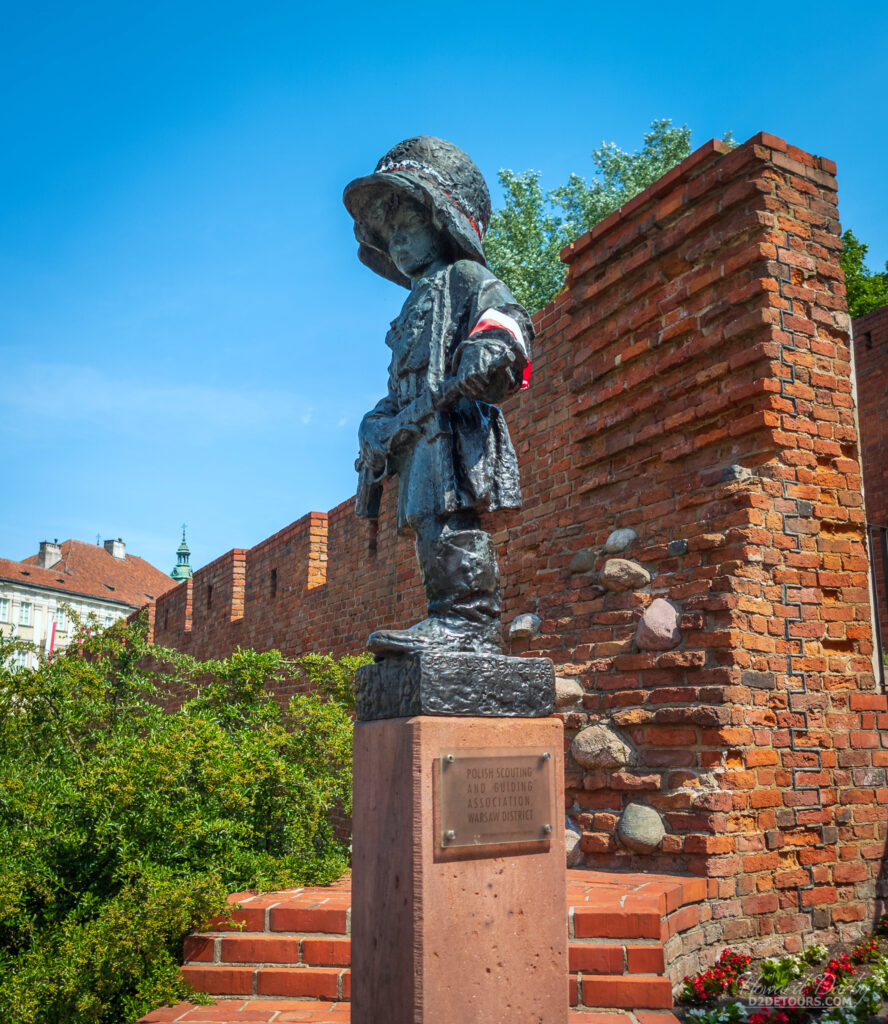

{"left": 355, "top": 650, "right": 556, "bottom": 721}
{"left": 351, "top": 711, "right": 568, "bottom": 1024}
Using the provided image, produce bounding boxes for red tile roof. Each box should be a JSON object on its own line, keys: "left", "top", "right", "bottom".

{"left": 0, "top": 540, "right": 176, "bottom": 608}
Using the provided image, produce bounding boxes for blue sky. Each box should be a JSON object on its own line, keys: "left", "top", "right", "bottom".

{"left": 2, "top": 0, "right": 886, "bottom": 575}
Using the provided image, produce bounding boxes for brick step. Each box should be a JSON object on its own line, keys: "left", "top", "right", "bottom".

{"left": 140, "top": 1001, "right": 350, "bottom": 1023}
{"left": 183, "top": 954, "right": 668, "bottom": 1005}
{"left": 569, "top": 940, "right": 665, "bottom": 976}
{"left": 570, "top": 973, "right": 675, "bottom": 1010}
{"left": 141, "top": 869, "right": 711, "bottom": 1022}
{"left": 181, "top": 965, "right": 350, "bottom": 1000}
{"left": 203, "top": 884, "right": 352, "bottom": 936}
{"left": 197, "top": 933, "right": 667, "bottom": 976}
{"left": 185, "top": 935, "right": 352, "bottom": 967}
{"left": 140, "top": 999, "right": 681, "bottom": 1023}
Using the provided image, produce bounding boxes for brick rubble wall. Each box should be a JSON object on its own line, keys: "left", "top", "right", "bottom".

{"left": 145, "top": 133, "right": 885, "bottom": 958}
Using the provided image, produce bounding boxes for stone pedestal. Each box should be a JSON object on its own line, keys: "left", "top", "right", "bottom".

{"left": 352, "top": 715, "right": 568, "bottom": 1024}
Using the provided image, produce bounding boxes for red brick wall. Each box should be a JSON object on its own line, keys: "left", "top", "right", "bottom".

{"left": 147, "top": 133, "right": 885, "bottom": 957}
{"left": 853, "top": 303, "right": 888, "bottom": 646}
{"left": 855, "top": 304, "right": 888, "bottom": 526}
{"left": 186, "top": 549, "right": 247, "bottom": 658}
{"left": 500, "top": 132, "right": 880, "bottom": 959}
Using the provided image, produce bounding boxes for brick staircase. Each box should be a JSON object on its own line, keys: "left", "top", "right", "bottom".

{"left": 140, "top": 870, "right": 709, "bottom": 1023}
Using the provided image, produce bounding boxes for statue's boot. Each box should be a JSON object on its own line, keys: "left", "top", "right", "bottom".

{"left": 367, "top": 614, "right": 499, "bottom": 657}
{"left": 367, "top": 525, "right": 501, "bottom": 657}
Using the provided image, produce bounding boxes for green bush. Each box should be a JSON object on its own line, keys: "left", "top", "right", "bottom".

{"left": 0, "top": 616, "right": 367, "bottom": 1023}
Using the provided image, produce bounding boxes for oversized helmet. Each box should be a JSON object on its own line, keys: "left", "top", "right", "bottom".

{"left": 343, "top": 136, "right": 491, "bottom": 288}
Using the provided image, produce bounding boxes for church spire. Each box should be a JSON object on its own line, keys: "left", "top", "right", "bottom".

{"left": 170, "top": 525, "right": 193, "bottom": 582}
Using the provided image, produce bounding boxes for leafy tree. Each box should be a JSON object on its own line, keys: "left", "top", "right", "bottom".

{"left": 486, "top": 119, "right": 705, "bottom": 311}
{"left": 482, "top": 170, "right": 569, "bottom": 317}
{"left": 488, "top": 122, "right": 886, "bottom": 323}
{"left": 839, "top": 228, "right": 888, "bottom": 319}
{"left": 551, "top": 120, "right": 695, "bottom": 239}
{"left": 0, "top": 616, "right": 367, "bottom": 1024}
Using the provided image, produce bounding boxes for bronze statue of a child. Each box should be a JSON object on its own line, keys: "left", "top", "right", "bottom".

{"left": 344, "top": 137, "right": 532, "bottom": 658}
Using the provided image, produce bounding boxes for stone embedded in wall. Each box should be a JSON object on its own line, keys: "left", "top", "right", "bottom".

{"left": 722, "top": 464, "right": 754, "bottom": 483}
{"left": 565, "top": 817, "right": 583, "bottom": 867}
{"left": 555, "top": 675, "right": 585, "bottom": 708}
{"left": 600, "top": 558, "right": 651, "bottom": 592}
{"left": 570, "top": 721, "right": 634, "bottom": 770}
{"left": 509, "top": 612, "right": 542, "bottom": 639}
{"left": 605, "top": 528, "right": 637, "bottom": 554}
{"left": 635, "top": 598, "right": 682, "bottom": 651}
{"left": 568, "top": 550, "right": 597, "bottom": 575}
{"left": 617, "top": 803, "right": 665, "bottom": 854}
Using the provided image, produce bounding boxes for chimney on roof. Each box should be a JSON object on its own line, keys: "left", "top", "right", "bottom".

{"left": 38, "top": 540, "right": 62, "bottom": 569}
{"left": 104, "top": 538, "right": 126, "bottom": 560}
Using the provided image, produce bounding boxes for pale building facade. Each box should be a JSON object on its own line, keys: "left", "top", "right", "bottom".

{"left": 0, "top": 538, "right": 176, "bottom": 669}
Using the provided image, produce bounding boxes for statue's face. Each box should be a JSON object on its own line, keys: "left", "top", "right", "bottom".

{"left": 386, "top": 196, "right": 448, "bottom": 283}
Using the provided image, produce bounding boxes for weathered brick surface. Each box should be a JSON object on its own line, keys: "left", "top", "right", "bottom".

{"left": 855, "top": 304, "right": 888, "bottom": 526}
{"left": 143, "top": 133, "right": 884, "bottom": 956}
{"left": 853, "top": 302, "right": 888, "bottom": 643}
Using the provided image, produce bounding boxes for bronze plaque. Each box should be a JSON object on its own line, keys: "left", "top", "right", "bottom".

{"left": 439, "top": 746, "right": 554, "bottom": 848}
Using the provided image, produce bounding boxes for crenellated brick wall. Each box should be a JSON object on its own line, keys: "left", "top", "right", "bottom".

{"left": 144, "top": 133, "right": 885, "bottom": 959}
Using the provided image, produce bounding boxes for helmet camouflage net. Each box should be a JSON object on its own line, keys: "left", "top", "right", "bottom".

{"left": 344, "top": 136, "right": 492, "bottom": 288}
